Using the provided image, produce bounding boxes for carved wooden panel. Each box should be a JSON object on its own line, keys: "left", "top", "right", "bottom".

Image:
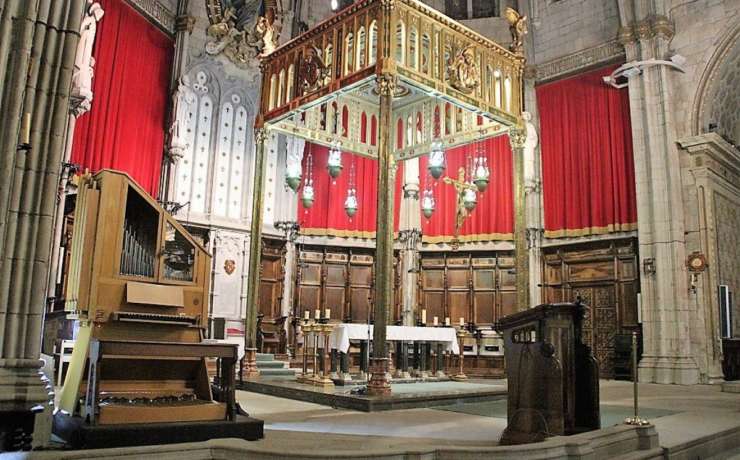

{"left": 295, "top": 246, "right": 400, "bottom": 323}
{"left": 542, "top": 239, "right": 639, "bottom": 378}
{"left": 420, "top": 251, "right": 515, "bottom": 326}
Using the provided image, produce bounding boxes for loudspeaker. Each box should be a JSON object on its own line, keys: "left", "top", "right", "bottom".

{"left": 719, "top": 285, "right": 733, "bottom": 339}
{"left": 210, "top": 317, "right": 226, "bottom": 340}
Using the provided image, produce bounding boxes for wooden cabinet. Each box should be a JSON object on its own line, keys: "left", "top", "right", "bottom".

{"left": 419, "top": 251, "right": 516, "bottom": 326}
{"left": 542, "top": 239, "right": 640, "bottom": 378}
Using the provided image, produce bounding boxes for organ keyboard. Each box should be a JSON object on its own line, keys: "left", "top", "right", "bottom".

{"left": 57, "top": 170, "right": 234, "bottom": 426}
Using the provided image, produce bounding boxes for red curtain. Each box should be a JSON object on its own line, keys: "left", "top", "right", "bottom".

{"left": 297, "top": 143, "right": 403, "bottom": 237}
{"left": 419, "top": 136, "right": 514, "bottom": 243}
{"left": 71, "top": 0, "right": 173, "bottom": 197}
{"left": 537, "top": 65, "right": 637, "bottom": 237}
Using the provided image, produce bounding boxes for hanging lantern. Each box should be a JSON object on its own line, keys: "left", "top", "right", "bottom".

{"left": 421, "top": 189, "right": 436, "bottom": 219}
{"left": 428, "top": 140, "right": 445, "bottom": 179}
{"left": 285, "top": 160, "right": 302, "bottom": 192}
{"left": 344, "top": 188, "right": 358, "bottom": 218}
{"left": 473, "top": 156, "right": 490, "bottom": 192}
{"left": 327, "top": 141, "right": 343, "bottom": 178}
{"left": 302, "top": 178, "right": 315, "bottom": 208}
{"left": 463, "top": 186, "right": 477, "bottom": 211}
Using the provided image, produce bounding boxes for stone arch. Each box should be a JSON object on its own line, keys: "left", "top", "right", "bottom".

{"left": 691, "top": 21, "right": 740, "bottom": 142}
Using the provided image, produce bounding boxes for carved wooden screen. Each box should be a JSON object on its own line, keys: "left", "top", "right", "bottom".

{"left": 419, "top": 251, "right": 516, "bottom": 326}
{"left": 542, "top": 238, "right": 640, "bottom": 378}
{"left": 295, "top": 245, "right": 401, "bottom": 323}
{"left": 258, "top": 239, "right": 285, "bottom": 319}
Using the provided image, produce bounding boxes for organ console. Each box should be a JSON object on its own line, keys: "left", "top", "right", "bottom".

{"left": 56, "top": 170, "right": 238, "bottom": 428}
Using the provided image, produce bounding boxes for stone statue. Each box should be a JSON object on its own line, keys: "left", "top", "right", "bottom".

{"left": 447, "top": 45, "right": 479, "bottom": 94}
{"left": 505, "top": 7, "right": 528, "bottom": 55}
{"left": 523, "top": 111, "right": 539, "bottom": 188}
{"left": 71, "top": 2, "right": 104, "bottom": 112}
{"left": 168, "top": 76, "right": 197, "bottom": 162}
{"left": 252, "top": 15, "right": 280, "bottom": 57}
{"left": 205, "top": 7, "right": 243, "bottom": 55}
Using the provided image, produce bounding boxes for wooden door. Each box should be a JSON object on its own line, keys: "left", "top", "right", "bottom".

{"left": 349, "top": 253, "right": 373, "bottom": 322}
{"left": 420, "top": 256, "right": 445, "bottom": 322}
{"left": 296, "top": 250, "right": 322, "bottom": 319}
{"left": 258, "top": 240, "right": 284, "bottom": 318}
{"left": 324, "top": 251, "right": 348, "bottom": 321}
{"left": 446, "top": 256, "right": 470, "bottom": 324}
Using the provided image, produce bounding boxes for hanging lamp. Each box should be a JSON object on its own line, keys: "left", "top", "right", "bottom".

{"left": 421, "top": 189, "right": 436, "bottom": 219}
{"left": 327, "top": 141, "right": 343, "bottom": 179}
{"left": 428, "top": 140, "right": 445, "bottom": 179}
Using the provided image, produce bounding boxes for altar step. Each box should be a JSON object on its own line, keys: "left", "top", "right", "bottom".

{"left": 256, "top": 353, "right": 297, "bottom": 378}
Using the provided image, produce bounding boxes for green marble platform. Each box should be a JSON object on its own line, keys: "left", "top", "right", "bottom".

{"left": 238, "top": 378, "right": 506, "bottom": 412}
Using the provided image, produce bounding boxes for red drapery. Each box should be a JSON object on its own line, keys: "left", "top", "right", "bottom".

{"left": 537, "top": 65, "right": 637, "bottom": 237}
{"left": 419, "top": 135, "right": 514, "bottom": 243}
{"left": 71, "top": 0, "right": 173, "bottom": 197}
{"left": 297, "top": 143, "right": 403, "bottom": 237}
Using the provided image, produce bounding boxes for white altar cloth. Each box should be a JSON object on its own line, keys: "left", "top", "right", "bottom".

{"left": 328, "top": 324, "right": 460, "bottom": 354}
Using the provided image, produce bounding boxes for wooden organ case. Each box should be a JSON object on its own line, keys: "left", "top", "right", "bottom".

{"left": 57, "top": 170, "right": 238, "bottom": 428}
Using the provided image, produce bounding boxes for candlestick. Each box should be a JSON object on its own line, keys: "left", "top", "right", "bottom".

{"left": 21, "top": 113, "right": 30, "bottom": 145}
{"left": 325, "top": 308, "right": 331, "bottom": 319}
{"left": 459, "top": 317, "right": 464, "bottom": 327}
{"left": 314, "top": 309, "right": 320, "bottom": 320}
{"left": 421, "top": 309, "right": 427, "bottom": 325}
{"left": 445, "top": 317, "right": 450, "bottom": 326}
{"left": 433, "top": 316, "right": 438, "bottom": 326}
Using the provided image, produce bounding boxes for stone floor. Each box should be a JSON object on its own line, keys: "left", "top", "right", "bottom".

{"left": 233, "top": 379, "right": 740, "bottom": 455}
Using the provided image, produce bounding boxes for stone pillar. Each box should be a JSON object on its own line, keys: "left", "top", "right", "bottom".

{"left": 243, "top": 127, "right": 269, "bottom": 377}
{"left": 367, "top": 71, "right": 396, "bottom": 396}
{"left": 510, "top": 129, "right": 529, "bottom": 310}
{"left": 399, "top": 157, "right": 422, "bottom": 326}
{"left": 522, "top": 111, "right": 543, "bottom": 306}
{"left": 0, "top": 0, "right": 87, "bottom": 449}
{"left": 616, "top": 7, "right": 700, "bottom": 384}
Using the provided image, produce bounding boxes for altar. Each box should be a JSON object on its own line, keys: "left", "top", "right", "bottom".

{"left": 329, "top": 324, "right": 460, "bottom": 355}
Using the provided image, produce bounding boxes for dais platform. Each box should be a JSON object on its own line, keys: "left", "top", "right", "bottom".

{"left": 238, "top": 378, "right": 506, "bottom": 411}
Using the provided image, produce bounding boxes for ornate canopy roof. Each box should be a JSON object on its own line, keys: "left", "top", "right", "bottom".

{"left": 256, "top": 0, "right": 525, "bottom": 160}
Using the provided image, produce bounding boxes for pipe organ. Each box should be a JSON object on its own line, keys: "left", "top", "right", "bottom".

{"left": 58, "top": 170, "right": 236, "bottom": 426}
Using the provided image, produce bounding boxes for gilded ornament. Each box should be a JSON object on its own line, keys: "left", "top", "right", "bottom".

{"left": 505, "top": 7, "right": 527, "bottom": 55}
{"left": 224, "top": 259, "right": 236, "bottom": 275}
{"left": 299, "top": 46, "right": 329, "bottom": 93}
{"left": 447, "top": 45, "right": 480, "bottom": 94}
{"left": 375, "top": 74, "right": 397, "bottom": 96}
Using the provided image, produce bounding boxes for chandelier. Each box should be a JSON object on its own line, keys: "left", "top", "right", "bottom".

{"left": 327, "top": 141, "right": 343, "bottom": 179}
{"left": 421, "top": 188, "right": 435, "bottom": 218}
{"left": 302, "top": 149, "right": 315, "bottom": 209}
{"left": 463, "top": 186, "right": 477, "bottom": 210}
{"left": 344, "top": 156, "right": 358, "bottom": 218}
{"left": 428, "top": 140, "right": 445, "bottom": 179}
{"left": 285, "top": 157, "right": 302, "bottom": 192}
{"left": 473, "top": 156, "right": 490, "bottom": 192}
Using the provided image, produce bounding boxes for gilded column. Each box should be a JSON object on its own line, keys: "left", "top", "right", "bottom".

{"left": 367, "top": 72, "right": 396, "bottom": 396}
{"left": 243, "top": 127, "right": 269, "bottom": 377}
{"left": 509, "top": 128, "right": 529, "bottom": 310}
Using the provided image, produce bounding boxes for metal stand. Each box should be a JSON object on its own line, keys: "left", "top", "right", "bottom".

{"left": 451, "top": 329, "right": 468, "bottom": 381}
{"left": 624, "top": 331, "right": 649, "bottom": 426}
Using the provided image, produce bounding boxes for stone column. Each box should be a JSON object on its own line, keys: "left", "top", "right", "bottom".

{"left": 0, "top": 0, "right": 87, "bottom": 449}
{"left": 243, "top": 127, "right": 269, "bottom": 377}
{"left": 522, "top": 112, "right": 543, "bottom": 305}
{"left": 367, "top": 72, "right": 396, "bottom": 396}
{"left": 399, "top": 157, "right": 422, "bottom": 326}
{"left": 510, "top": 129, "right": 529, "bottom": 310}
{"left": 616, "top": 6, "right": 700, "bottom": 384}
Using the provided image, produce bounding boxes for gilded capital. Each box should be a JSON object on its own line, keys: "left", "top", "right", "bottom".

{"left": 254, "top": 127, "right": 268, "bottom": 143}
{"left": 376, "top": 74, "right": 397, "bottom": 96}
{"left": 508, "top": 128, "right": 527, "bottom": 149}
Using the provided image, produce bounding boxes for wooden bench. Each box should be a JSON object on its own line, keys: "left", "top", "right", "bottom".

{"left": 257, "top": 315, "right": 288, "bottom": 356}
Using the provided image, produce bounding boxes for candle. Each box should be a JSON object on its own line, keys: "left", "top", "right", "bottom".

{"left": 314, "top": 309, "right": 320, "bottom": 320}
{"left": 304, "top": 310, "right": 310, "bottom": 320}
{"left": 21, "top": 113, "right": 30, "bottom": 145}
{"left": 459, "top": 317, "right": 465, "bottom": 327}
{"left": 445, "top": 317, "right": 450, "bottom": 326}
{"left": 421, "top": 309, "right": 427, "bottom": 325}
{"left": 325, "top": 308, "right": 331, "bottom": 319}
{"left": 433, "top": 316, "right": 439, "bottom": 326}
